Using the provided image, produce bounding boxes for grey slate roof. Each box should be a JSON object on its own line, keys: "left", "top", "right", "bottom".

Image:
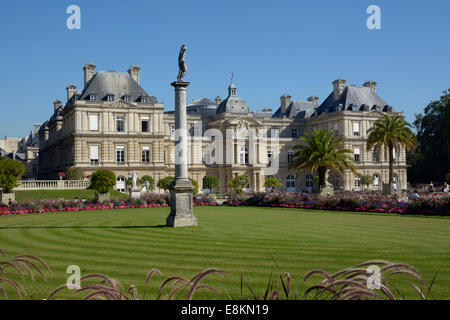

{"left": 216, "top": 83, "right": 250, "bottom": 114}
{"left": 186, "top": 97, "right": 218, "bottom": 117}
{"left": 273, "top": 100, "right": 316, "bottom": 118}
{"left": 317, "top": 85, "right": 391, "bottom": 114}
{"left": 78, "top": 71, "right": 157, "bottom": 103}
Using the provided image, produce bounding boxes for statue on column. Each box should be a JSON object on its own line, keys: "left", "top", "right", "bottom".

{"left": 177, "top": 44, "right": 187, "bottom": 81}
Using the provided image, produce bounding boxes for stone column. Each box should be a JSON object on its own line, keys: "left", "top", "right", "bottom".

{"left": 166, "top": 80, "right": 198, "bottom": 227}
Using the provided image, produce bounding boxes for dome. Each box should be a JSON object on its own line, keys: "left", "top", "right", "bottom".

{"left": 216, "top": 82, "right": 250, "bottom": 114}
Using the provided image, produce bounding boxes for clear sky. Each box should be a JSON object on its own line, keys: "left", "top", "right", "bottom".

{"left": 0, "top": 0, "right": 449, "bottom": 137}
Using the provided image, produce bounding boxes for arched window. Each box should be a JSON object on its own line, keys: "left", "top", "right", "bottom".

{"left": 306, "top": 174, "right": 313, "bottom": 188}
{"left": 286, "top": 175, "right": 295, "bottom": 188}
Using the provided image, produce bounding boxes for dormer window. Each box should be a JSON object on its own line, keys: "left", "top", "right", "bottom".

{"left": 89, "top": 94, "right": 97, "bottom": 101}
{"left": 140, "top": 95, "right": 148, "bottom": 103}
{"left": 123, "top": 95, "right": 131, "bottom": 102}
{"left": 106, "top": 94, "right": 115, "bottom": 102}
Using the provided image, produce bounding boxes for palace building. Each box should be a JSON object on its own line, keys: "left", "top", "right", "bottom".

{"left": 37, "top": 63, "right": 407, "bottom": 193}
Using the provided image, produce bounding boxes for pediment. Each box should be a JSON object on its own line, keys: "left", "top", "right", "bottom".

{"left": 224, "top": 116, "right": 263, "bottom": 127}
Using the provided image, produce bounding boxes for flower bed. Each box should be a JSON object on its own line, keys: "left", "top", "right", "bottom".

{"left": 1, "top": 193, "right": 219, "bottom": 216}
{"left": 223, "top": 192, "right": 450, "bottom": 216}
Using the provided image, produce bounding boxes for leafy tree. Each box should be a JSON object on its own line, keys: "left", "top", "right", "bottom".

{"left": 367, "top": 114, "right": 417, "bottom": 184}
{"left": 263, "top": 176, "right": 282, "bottom": 192}
{"left": 408, "top": 89, "right": 450, "bottom": 183}
{"left": 312, "top": 176, "right": 320, "bottom": 186}
{"left": 189, "top": 178, "right": 199, "bottom": 194}
{"left": 140, "top": 175, "right": 155, "bottom": 191}
{"left": 360, "top": 175, "right": 375, "bottom": 190}
{"left": 0, "top": 158, "right": 25, "bottom": 193}
{"left": 66, "top": 167, "right": 84, "bottom": 180}
{"left": 157, "top": 176, "right": 174, "bottom": 192}
{"left": 227, "top": 175, "right": 250, "bottom": 194}
{"left": 203, "top": 176, "right": 219, "bottom": 193}
{"left": 90, "top": 169, "right": 116, "bottom": 194}
{"left": 289, "top": 129, "right": 356, "bottom": 190}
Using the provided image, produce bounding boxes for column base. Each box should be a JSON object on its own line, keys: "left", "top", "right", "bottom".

{"left": 166, "top": 178, "right": 197, "bottom": 227}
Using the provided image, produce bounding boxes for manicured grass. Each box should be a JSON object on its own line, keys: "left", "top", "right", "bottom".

{"left": 15, "top": 189, "right": 127, "bottom": 201}
{"left": 0, "top": 207, "right": 449, "bottom": 299}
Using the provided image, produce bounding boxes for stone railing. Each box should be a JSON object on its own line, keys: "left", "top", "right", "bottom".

{"left": 15, "top": 180, "right": 90, "bottom": 190}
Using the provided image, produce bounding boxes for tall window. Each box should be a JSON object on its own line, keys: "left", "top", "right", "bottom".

{"left": 372, "top": 150, "right": 379, "bottom": 162}
{"left": 123, "top": 95, "right": 131, "bottom": 102}
{"left": 291, "top": 128, "right": 298, "bottom": 138}
{"left": 106, "top": 94, "right": 114, "bottom": 102}
{"left": 90, "top": 145, "right": 99, "bottom": 165}
{"left": 239, "top": 147, "right": 249, "bottom": 164}
{"left": 116, "top": 146, "right": 125, "bottom": 163}
{"left": 286, "top": 175, "right": 295, "bottom": 188}
{"left": 141, "top": 117, "right": 149, "bottom": 132}
{"left": 334, "top": 174, "right": 340, "bottom": 189}
{"left": 89, "top": 115, "right": 99, "bottom": 131}
{"left": 306, "top": 174, "right": 313, "bottom": 187}
{"left": 116, "top": 176, "right": 126, "bottom": 193}
{"left": 116, "top": 116, "right": 124, "bottom": 132}
{"left": 204, "top": 149, "right": 211, "bottom": 164}
{"left": 355, "top": 177, "right": 361, "bottom": 188}
{"left": 170, "top": 124, "right": 175, "bottom": 137}
{"left": 353, "top": 122, "right": 360, "bottom": 136}
{"left": 334, "top": 123, "right": 339, "bottom": 135}
{"left": 142, "top": 146, "right": 150, "bottom": 163}
{"left": 89, "top": 94, "right": 97, "bottom": 101}
{"left": 354, "top": 148, "right": 361, "bottom": 162}
{"left": 287, "top": 150, "right": 293, "bottom": 164}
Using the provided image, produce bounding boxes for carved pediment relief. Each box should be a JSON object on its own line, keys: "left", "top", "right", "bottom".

{"left": 106, "top": 99, "right": 136, "bottom": 109}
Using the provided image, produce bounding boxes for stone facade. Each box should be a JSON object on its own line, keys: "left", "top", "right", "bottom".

{"left": 37, "top": 63, "right": 407, "bottom": 193}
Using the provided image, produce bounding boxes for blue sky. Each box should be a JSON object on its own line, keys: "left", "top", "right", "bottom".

{"left": 0, "top": 0, "right": 449, "bottom": 137}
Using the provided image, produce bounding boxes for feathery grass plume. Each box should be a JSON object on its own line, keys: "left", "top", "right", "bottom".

{"left": 186, "top": 268, "right": 226, "bottom": 300}
{"left": 143, "top": 268, "right": 162, "bottom": 299}
{"left": 0, "top": 249, "right": 52, "bottom": 300}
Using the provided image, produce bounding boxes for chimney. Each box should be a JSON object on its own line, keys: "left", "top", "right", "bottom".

{"left": 215, "top": 96, "right": 222, "bottom": 105}
{"left": 363, "top": 80, "right": 377, "bottom": 92}
{"left": 44, "top": 126, "right": 49, "bottom": 141}
{"left": 128, "top": 65, "right": 141, "bottom": 84}
{"left": 83, "top": 62, "right": 96, "bottom": 88}
{"left": 280, "top": 94, "right": 291, "bottom": 114}
{"left": 307, "top": 96, "right": 319, "bottom": 106}
{"left": 66, "top": 84, "right": 77, "bottom": 101}
{"left": 53, "top": 100, "right": 62, "bottom": 112}
{"left": 332, "top": 78, "right": 346, "bottom": 96}
{"left": 34, "top": 124, "right": 40, "bottom": 134}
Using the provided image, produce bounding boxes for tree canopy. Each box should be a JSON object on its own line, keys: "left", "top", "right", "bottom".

{"left": 0, "top": 158, "right": 25, "bottom": 193}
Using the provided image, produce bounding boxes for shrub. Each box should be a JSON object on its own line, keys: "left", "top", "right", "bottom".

{"left": 263, "top": 176, "right": 283, "bottom": 192}
{"left": 157, "top": 176, "right": 174, "bottom": 192}
{"left": 190, "top": 178, "right": 199, "bottom": 194}
{"left": 66, "top": 167, "right": 84, "bottom": 180}
{"left": 140, "top": 175, "right": 155, "bottom": 190}
{"left": 228, "top": 175, "right": 250, "bottom": 194}
{"left": 0, "top": 158, "right": 25, "bottom": 193}
{"left": 90, "top": 170, "right": 116, "bottom": 194}
{"left": 360, "top": 175, "right": 375, "bottom": 189}
{"left": 446, "top": 173, "right": 450, "bottom": 183}
{"left": 202, "top": 176, "right": 219, "bottom": 193}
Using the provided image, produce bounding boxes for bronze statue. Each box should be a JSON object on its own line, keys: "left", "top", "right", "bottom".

{"left": 177, "top": 44, "right": 187, "bottom": 81}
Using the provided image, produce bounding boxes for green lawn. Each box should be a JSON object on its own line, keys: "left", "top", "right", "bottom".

{"left": 0, "top": 206, "right": 449, "bottom": 300}
{"left": 15, "top": 189, "right": 127, "bottom": 201}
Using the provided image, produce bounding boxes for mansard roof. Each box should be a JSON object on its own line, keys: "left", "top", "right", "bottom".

{"left": 273, "top": 100, "right": 316, "bottom": 118}
{"left": 317, "top": 85, "right": 390, "bottom": 114}
{"left": 78, "top": 71, "right": 157, "bottom": 103}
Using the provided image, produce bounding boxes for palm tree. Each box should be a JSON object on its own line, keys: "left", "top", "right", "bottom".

{"left": 367, "top": 114, "right": 417, "bottom": 184}
{"left": 289, "top": 129, "right": 356, "bottom": 190}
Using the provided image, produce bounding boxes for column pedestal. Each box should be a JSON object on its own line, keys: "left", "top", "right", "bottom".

{"left": 166, "top": 80, "right": 197, "bottom": 227}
